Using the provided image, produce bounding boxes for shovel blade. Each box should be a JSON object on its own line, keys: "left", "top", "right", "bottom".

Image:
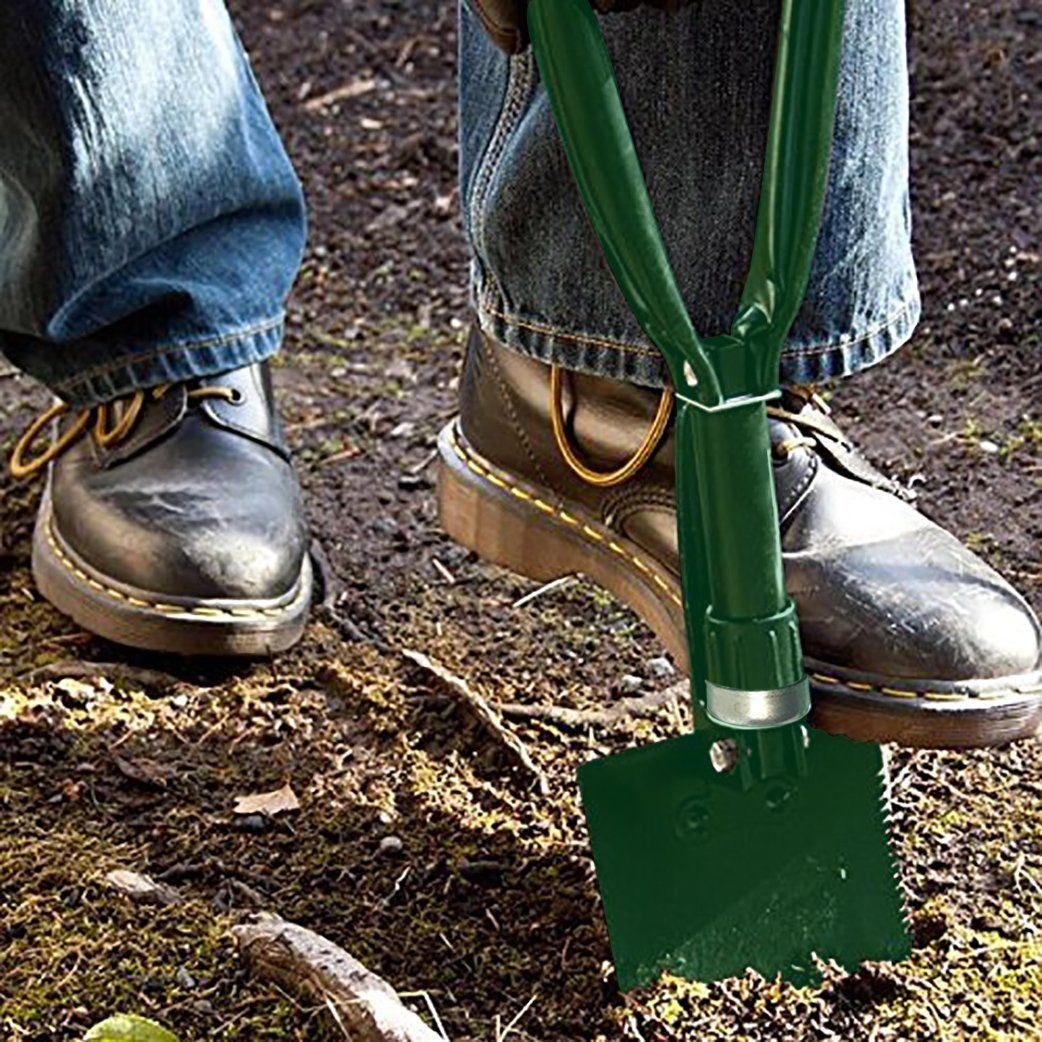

{"left": 580, "top": 725, "right": 910, "bottom": 990}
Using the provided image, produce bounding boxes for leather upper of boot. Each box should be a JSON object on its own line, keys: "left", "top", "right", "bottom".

{"left": 459, "top": 328, "right": 1042, "bottom": 682}
{"left": 49, "top": 362, "right": 308, "bottom": 602}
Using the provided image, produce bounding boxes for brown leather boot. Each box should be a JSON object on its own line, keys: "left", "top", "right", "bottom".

{"left": 438, "top": 327, "right": 1042, "bottom": 748}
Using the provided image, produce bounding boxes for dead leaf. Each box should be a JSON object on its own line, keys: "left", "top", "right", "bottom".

{"left": 233, "top": 783, "right": 300, "bottom": 817}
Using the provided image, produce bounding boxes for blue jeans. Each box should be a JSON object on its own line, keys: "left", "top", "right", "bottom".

{"left": 0, "top": 0, "right": 305, "bottom": 407}
{"left": 460, "top": 0, "right": 920, "bottom": 388}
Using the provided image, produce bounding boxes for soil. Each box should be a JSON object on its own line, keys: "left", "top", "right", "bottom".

{"left": 1, "top": 1, "right": 1040, "bottom": 1039}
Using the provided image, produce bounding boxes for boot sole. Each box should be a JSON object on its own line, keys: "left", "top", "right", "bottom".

{"left": 32, "top": 486, "right": 311, "bottom": 657}
{"left": 438, "top": 420, "right": 1042, "bottom": 749}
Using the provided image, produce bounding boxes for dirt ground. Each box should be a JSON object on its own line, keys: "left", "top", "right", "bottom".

{"left": 1, "top": 1, "right": 1040, "bottom": 1039}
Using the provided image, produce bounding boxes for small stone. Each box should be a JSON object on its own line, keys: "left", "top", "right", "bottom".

{"left": 646, "top": 656, "right": 676, "bottom": 679}
{"left": 379, "top": 835, "right": 404, "bottom": 858}
{"left": 235, "top": 813, "right": 270, "bottom": 834}
{"left": 618, "top": 674, "right": 643, "bottom": 694}
{"left": 388, "top": 421, "right": 416, "bottom": 439}
{"left": 926, "top": 414, "right": 943, "bottom": 426}
{"left": 978, "top": 440, "right": 1000, "bottom": 455}
{"left": 460, "top": 858, "right": 504, "bottom": 885}
{"left": 176, "top": 966, "right": 197, "bottom": 989}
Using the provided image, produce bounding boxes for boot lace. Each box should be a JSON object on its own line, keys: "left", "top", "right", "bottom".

{"left": 9, "top": 382, "right": 240, "bottom": 480}
{"left": 766, "top": 384, "right": 828, "bottom": 461}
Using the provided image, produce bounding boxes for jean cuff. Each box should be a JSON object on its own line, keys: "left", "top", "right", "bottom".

{"left": 475, "top": 293, "right": 921, "bottom": 390}
{"left": 51, "top": 315, "right": 285, "bottom": 407}
{"left": 780, "top": 294, "right": 921, "bottom": 386}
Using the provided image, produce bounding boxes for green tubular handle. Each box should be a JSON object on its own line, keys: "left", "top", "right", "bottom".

{"left": 521, "top": 0, "right": 719, "bottom": 404}
{"left": 527, "top": 0, "right": 847, "bottom": 727}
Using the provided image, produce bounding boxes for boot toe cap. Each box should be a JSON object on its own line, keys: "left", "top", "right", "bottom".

{"left": 51, "top": 438, "right": 308, "bottom": 604}
{"left": 791, "top": 525, "right": 1041, "bottom": 682}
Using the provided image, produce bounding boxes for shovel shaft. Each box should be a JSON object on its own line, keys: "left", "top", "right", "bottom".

{"left": 676, "top": 398, "right": 808, "bottom": 726}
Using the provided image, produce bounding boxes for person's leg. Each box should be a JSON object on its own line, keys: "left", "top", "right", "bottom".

{"left": 460, "top": 0, "right": 918, "bottom": 389}
{"left": 441, "top": 0, "right": 1042, "bottom": 747}
{"left": 3, "top": 1, "right": 311, "bottom": 655}
{"left": 0, "top": 0, "right": 305, "bottom": 405}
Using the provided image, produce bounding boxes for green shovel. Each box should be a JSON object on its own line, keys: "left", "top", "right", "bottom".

{"left": 526, "top": 0, "right": 911, "bottom": 989}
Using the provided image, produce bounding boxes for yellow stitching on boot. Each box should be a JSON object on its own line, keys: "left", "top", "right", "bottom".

{"left": 881, "top": 687, "right": 918, "bottom": 699}
{"left": 46, "top": 516, "right": 300, "bottom": 621}
{"left": 846, "top": 680, "right": 873, "bottom": 691}
{"left": 452, "top": 427, "right": 683, "bottom": 609}
{"left": 811, "top": 673, "right": 840, "bottom": 686}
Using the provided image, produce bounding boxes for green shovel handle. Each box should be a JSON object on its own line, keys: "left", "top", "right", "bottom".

{"left": 527, "top": 0, "right": 847, "bottom": 726}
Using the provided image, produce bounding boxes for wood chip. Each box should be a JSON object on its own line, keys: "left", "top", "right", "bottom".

{"left": 113, "top": 754, "right": 176, "bottom": 790}
{"left": 233, "top": 913, "right": 442, "bottom": 1042}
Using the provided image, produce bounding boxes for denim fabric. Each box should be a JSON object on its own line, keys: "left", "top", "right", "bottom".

{"left": 0, "top": 0, "right": 306, "bottom": 407}
{"left": 460, "top": 0, "right": 920, "bottom": 388}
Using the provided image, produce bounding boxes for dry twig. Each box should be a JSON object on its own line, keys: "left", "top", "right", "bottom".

{"left": 499, "top": 681, "right": 688, "bottom": 732}
{"left": 233, "top": 913, "right": 442, "bottom": 1042}
{"left": 303, "top": 77, "right": 381, "bottom": 111}
{"left": 402, "top": 648, "right": 550, "bottom": 796}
